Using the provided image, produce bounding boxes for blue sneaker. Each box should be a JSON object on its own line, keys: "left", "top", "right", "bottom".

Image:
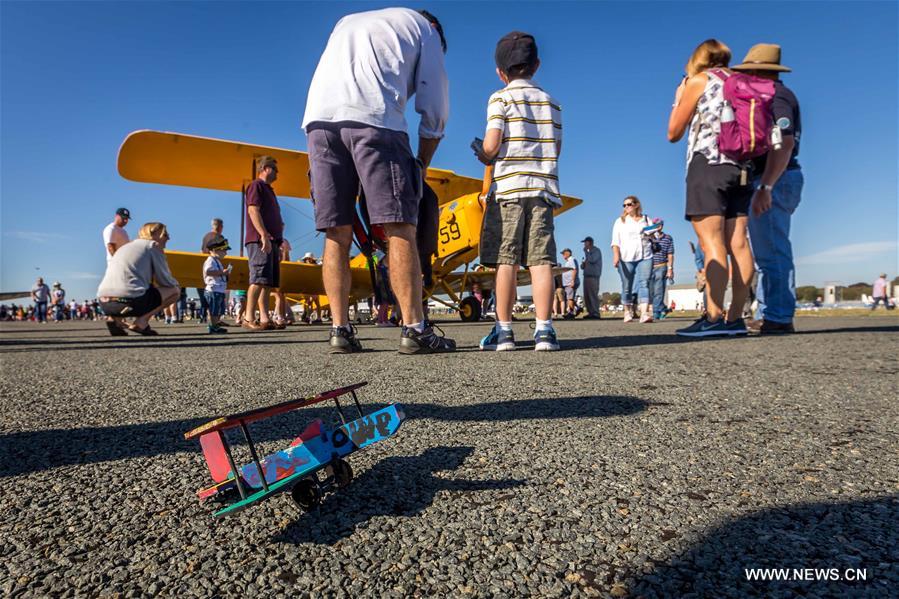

{"left": 534, "top": 327, "right": 560, "bottom": 351}
{"left": 479, "top": 325, "right": 499, "bottom": 350}
{"left": 725, "top": 318, "right": 748, "bottom": 336}
{"left": 676, "top": 317, "right": 729, "bottom": 338}
{"left": 481, "top": 325, "right": 516, "bottom": 351}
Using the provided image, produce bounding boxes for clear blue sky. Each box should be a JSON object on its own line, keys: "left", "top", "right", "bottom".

{"left": 2, "top": 1, "right": 897, "bottom": 300}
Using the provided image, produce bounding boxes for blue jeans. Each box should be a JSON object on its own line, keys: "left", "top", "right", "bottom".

{"left": 648, "top": 265, "right": 669, "bottom": 317}
{"left": 196, "top": 288, "right": 209, "bottom": 322}
{"left": 617, "top": 259, "right": 651, "bottom": 304}
{"left": 749, "top": 169, "right": 804, "bottom": 323}
{"left": 205, "top": 291, "right": 226, "bottom": 318}
{"left": 34, "top": 301, "right": 47, "bottom": 322}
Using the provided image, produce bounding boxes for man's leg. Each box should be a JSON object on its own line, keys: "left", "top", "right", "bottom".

{"left": 322, "top": 225, "right": 353, "bottom": 328}
{"left": 196, "top": 288, "right": 209, "bottom": 323}
{"left": 585, "top": 276, "right": 600, "bottom": 317}
{"left": 383, "top": 223, "right": 424, "bottom": 327}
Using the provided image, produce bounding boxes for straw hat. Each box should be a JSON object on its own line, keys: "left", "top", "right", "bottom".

{"left": 731, "top": 43, "right": 791, "bottom": 73}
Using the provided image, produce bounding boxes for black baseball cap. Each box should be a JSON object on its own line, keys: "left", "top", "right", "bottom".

{"left": 561, "top": 248, "right": 572, "bottom": 254}
{"left": 495, "top": 31, "right": 538, "bottom": 72}
{"left": 116, "top": 207, "right": 131, "bottom": 219}
{"left": 207, "top": 235, "right": 231, "bottom": 251}
{"left": 581, "top": 236, "right": 594, "bottom": 243}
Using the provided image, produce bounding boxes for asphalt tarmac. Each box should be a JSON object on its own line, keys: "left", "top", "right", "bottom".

{"left": 1, "top": 315, "right": 897, "bottom": 597}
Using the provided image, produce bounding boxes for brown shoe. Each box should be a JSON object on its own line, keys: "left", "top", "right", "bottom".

{"left": 241, "top": 319, "right": 264, "bottom": 331}
{"left": 747, "top": 319, "right": 795, "bottom": 335}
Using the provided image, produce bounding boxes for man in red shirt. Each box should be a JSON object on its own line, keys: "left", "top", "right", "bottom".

{"left": 242, "top": 156, "right": 284, "bottom": 330}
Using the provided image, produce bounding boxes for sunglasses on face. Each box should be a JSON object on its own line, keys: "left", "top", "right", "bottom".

{"left": 623, "top": 203, "right": 635, "bottom": 207}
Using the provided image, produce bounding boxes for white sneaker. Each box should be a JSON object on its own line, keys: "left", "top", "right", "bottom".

{"left": 623, "top": 309, "right": 634, "bottom": 323}
{"left": 640, "top": 312, "right": 653, "bottom": 323}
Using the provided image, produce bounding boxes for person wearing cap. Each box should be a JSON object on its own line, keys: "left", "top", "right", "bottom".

{"left": 645, "top": 219, "right": 675, "bottom": 321}
{"left": 97, "top": 222, "right": 181, "bottom": 336}
{"left": 560, "top": 249, "right": 579, "bottom": 320}
{"left": 475, "top": 31, "right": 563, "bottom": 351}
{"left": 242, "top": 156, "right": 284, "bottom": 331}
{"left": 103, "top": 208, "right": 131, "bottom": 262}
{"left": 303, "top": 8, "right": 454, "bottom": 354}
{"left": 31, "top": 277, "right": 50, "bottom": 324}
{"left": 580, "top": 237, "right": 602, "bottom": 319}
{"left": 731, "top": 44, "right": 803, "bottom": 335}
{"left": 197, "top": 218, "right": 224, "bottom": 324}
{"left": 50, "top": 281, "right": 66, "bottom": 322}
{"left": 202, "top": 235, "right": 233, "bottom": 334}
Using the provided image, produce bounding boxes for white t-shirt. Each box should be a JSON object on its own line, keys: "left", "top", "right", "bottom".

{"left": 103, "top": 223, "right": 130, "bottom": 262}
{"left": 302, "top": 7, "right": 448, "bottom": 139}
{"left": 203, "top": 256, "right": 227, "bottom": 293}
{"left": 611, "top": 215, "right": 652, "bottom": 262}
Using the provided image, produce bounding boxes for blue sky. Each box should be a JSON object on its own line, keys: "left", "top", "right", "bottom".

{"left": 2, "top": 1, "right": 897, "bottom": 300}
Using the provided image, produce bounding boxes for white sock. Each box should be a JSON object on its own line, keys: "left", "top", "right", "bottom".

{"left": 497, "top": 321, "right": 513, "bottom": 331}
{"left": 407, "top": 321, "right": 425, "bottom": 333}
{"left": 536, "top": 319, "right": 552, "bottom": 331}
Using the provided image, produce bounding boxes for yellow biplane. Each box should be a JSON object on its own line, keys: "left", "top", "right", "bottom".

{"left": 117, "top": 130, "right": 582, "bottom": 321}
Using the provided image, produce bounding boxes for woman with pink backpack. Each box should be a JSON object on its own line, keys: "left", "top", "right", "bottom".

{"left": 667, "top": 39, "right": 775, "bottom": 338}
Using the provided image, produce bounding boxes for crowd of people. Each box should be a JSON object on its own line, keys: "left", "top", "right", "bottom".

{"left": 13, "top": 10, "right": 836, "bottom": 350}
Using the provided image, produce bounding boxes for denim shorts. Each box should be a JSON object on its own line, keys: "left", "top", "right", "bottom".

{"left": 307, "top": 122, "right": 422, "bottom": 231}
{"left": 204, "top": 291, "right": 226, "bottom": 318}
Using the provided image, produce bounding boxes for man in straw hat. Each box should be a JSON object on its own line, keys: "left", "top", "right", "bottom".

{"left": 732, "top": 44, "right": 803, "bottom": 335}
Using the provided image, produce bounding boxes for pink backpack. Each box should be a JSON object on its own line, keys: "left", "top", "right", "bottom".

{"left": 710, "top": 69, "right": 776, "bottom": 161}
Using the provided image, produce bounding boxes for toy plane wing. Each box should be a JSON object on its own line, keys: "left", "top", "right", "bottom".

{"left": 118, "top": 130, "right": 483, "bottom": 205}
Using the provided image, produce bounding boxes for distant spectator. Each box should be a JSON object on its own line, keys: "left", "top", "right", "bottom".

{"left": 645, "top": 219, "right": 674, "bottom": 321}
{"left": 611, "top": 196, "right": 652, "bottom": 322}
{"left": 103, "top": 207, "right": 131, "bottom": 262}
{"left": 198, "top": 218, "right": 224, "bottom": 323}
{"left": 871, "top": 274, "right": 889, "bottom": 310}
{"left": 242, "top": 156, "right": 284, "bottom": 331}
{"left": 580, "top": 236, "right": 602, "bottom": 319}
{"left": 31, "top": 277, "right": 50, "bottom": 324}
{"left": 51, "top": 282, "right": 66, "bottom": 322}
{"left": 97, "top": 222, "right": 180, "bottom": 336}
{"left": 560, "top": 249, "right": 579, "bottom": 319}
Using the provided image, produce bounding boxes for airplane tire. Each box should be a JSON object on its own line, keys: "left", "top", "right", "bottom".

{"left": 291, "top": 478, "right": 322, "bottom": 511}
{"left": 332, "top": 459, "right": 353, "bottom": 488}
{"left": 459, "top": 296, "right": 481, "bottom": 322}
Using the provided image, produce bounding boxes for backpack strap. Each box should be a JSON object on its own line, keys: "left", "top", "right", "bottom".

{"left": 708, "top": 68, "right": 730, "bottom": 82}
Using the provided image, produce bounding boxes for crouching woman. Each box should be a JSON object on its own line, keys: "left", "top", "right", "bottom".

{"left": 97, "top": 222, "right": 180, "bottom": 336}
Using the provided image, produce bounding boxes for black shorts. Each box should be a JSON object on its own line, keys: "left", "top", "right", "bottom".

{"left": 246, "top": 241, "right": 281, "bottom": 287}
{"left": 685, "top": 153, "right": 752, "bottom": 221}
{"left": 100, "top": 287, "right": 162, "bottom": 318}
{"left": 307, "top": 121, "right": 423, "bottom": 231}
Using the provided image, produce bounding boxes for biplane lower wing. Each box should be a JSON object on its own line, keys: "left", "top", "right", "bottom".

{"left": 439, "top": 266, "right": 573, "bottom": 295}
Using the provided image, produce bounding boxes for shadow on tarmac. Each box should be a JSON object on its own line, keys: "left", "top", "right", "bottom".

{"left": 274, "top": 446, "right": 526, "bottom": 545}
{"left": 624, "top": 496, "right": 898, "bottom": 598}
{"left": 0, "top": 394, "right": 650, "bottom": 478}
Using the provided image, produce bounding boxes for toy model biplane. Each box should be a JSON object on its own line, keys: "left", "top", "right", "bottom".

{"left": 184, "top": 382, "right": 404, "bottom": 517}
{"left": 118, "top": 130, "right": 583, "bottom": 320}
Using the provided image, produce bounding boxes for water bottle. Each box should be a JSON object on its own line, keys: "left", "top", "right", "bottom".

{"left": 770, "top": 125, "right": 783, "bottom": 151}
{"left": 721, "top": 100, "right": 735, "bottom": 123}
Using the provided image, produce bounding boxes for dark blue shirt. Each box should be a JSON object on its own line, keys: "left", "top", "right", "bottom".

{"left": 651, "top": 233, "right": 674, "bottom": 267}
{"left": 754, "top": 80, "right": 801, "bottom": 172}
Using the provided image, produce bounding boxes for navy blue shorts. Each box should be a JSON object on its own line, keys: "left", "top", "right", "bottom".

{"left": 246, "top": 241, "right": 281, "bottom": 287}
{"left": 204, "top": 291, "right": 226, "bottom": 318}
{"left": 306, "top": 122, "right": 423, "bottom": 231}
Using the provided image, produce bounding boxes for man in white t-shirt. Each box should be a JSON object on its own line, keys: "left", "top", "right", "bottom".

{"left": 103, "top": 208, "right": 131, "bottom": 261}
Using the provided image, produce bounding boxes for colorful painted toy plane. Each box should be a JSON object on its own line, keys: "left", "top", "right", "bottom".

{"left": 184, "top": 382, "right": 404, "bottom": 517}
{"left": 118, "top": 130, "right": 583, "bottom": 320}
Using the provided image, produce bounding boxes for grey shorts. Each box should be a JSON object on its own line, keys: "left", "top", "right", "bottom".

{"left": 564, "top": 286, "right": 575, "bottom": 301}
{"left": 246, "top": 241, "right": 281, "bottom": 287}
{"left": 479, "top": 196, "right": 557, "bottom": 267}
{"left": 306, "top": 122, "right": 423, "bottom": 231}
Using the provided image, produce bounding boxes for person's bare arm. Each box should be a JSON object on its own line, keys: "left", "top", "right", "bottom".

{"left": 668, "top": 74, "right": 706, "bottom": 142}
{"left": 247, "top": 205, "right": 271, "bottom": 254}
{"left": 478, "top": 129, "right": 504, "bottom": 164}
{"left": 106, "top": 243, "right": 118, "bottom": 256}
{"left": 612, "top": 245, "right": 621, "bottom": 268}
{"left": 417, "top": 137, "right": 441, "bottom": 170}
{"left": 752, "top": 135, "right": 795, "bottom": 216}
{"left": 667, "top": 250, "right": 675, "bottom": 281}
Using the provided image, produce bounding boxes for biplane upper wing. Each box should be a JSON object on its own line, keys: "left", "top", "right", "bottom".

{"left": 117, "top": 130, "right": 483, "bottom": 205}
{"left": 184, "top": 381, "right": 368, "bottom": 439}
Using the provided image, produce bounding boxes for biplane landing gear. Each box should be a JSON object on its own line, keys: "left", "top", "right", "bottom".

{"left": 291, "top": 478, "right": 322, "bottom": 511}
{"left": 328, "top": 458, "right": 353, "bottom": 489}
{"left": 459, "top": 296, "right": 481, "bottom": 322}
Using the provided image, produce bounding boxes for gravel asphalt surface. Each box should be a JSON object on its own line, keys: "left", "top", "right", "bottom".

{"left": 1, "top": 315, "right": 897, "bottom": 598}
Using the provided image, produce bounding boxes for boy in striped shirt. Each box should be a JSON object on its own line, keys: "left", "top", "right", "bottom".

{"left": 474, "top": 31, "right": 562, "bottom": 351}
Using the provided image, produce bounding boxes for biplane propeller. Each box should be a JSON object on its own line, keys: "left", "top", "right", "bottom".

{"left": 117, "top": 130, "right": 583, "bottom": 320}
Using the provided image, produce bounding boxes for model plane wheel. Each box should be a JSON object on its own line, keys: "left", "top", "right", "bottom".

{"left": 459, "top": 296, "right": 481, "bottom": 322}
{"left": 290, "top": 478, "right": 322, "bottom": 511}
{"left": 331, "top": 458, "right": 353, "bottom": 488}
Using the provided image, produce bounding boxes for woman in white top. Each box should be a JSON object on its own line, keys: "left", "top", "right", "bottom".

{"left": 611, "top": 196, "right": 653, "bottom": 322}
{"left": 667, "top": 39, "right": 754, "bottom": 337}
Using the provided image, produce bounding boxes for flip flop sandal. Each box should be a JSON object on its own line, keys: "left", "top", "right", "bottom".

{"left": 130, "top": 325, "right": 159, "bottom": 336}
{"left": 105, "top": 321, "right": 128, "bottom": 336}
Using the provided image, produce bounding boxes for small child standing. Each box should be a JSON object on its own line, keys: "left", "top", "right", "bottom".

{"left": 203, "top": 235, "right": 233, "bottom": 334}
{"left": 474, "top": 31, "right": 563, "bottom": 351}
